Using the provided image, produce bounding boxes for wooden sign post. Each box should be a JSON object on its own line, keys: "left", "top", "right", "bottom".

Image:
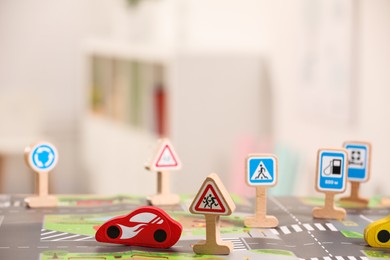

{"left": 244, "top": 154, "right": 279, "bottom": 228}
{"left": 340, "top": 141, "right": 371, "bottom": 206}
{"left": 313, "top": 148, "right": 348, "bottom": 220}
{"left": 24, "top": 141, "right": 58, "bottom": 208}
{"left": 189, "top": 173, "right": 236, "bottom": 255}
{"left": 145, "top": 138, "right": 181, "bottom": 205}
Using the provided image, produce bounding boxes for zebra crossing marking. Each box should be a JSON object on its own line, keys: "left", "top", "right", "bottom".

{"left": 52, "top": 234, "right": 81, "bottom": 241}
{"left": 280, "top": 226, "right": 291, "bottom": 234}
{"left": 222, "top": 238, "right": 248, "bottom": 251}
{"left": 292, "top": 224, "right": 303, "bottom": 232}
{"left": 314, "top": 223, "right": 326, "bottom": 231}
{"left": 304, "top": 224, "right": 314, "bottom": 231}
{"left": 41, "top": 230, "right": 94, "bottom": 242}
{"left": 325, "top": 223, "right": 337, "bottom": 231}
{"left": 41, "top": 233, "right": 69, "bottom": 240}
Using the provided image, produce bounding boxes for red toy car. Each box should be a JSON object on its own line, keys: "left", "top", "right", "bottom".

{"left": 95, "top": 206, "right": 182, "bottom": 248}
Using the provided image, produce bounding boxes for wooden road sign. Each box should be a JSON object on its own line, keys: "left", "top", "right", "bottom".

{"left": 313, "top": 148, "right": 348, "bottom": 220}
{"left": 189, "top": 173, "right": 236, "bottom": 255}
{"left": 24, "top": 141, "right": 58, "bottom": 208}
{"left": 145, "top": 138, "right": 181, "bottom": 205}
{"left": 340, "top": 141, "right": 372, "bottom": 206}
{"left": 244, "top": 154, "right": 279, "bottom": 228}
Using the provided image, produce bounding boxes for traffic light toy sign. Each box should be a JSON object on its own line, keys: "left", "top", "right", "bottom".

{"left": 340, "top": 141, "right": 372, "bottom": 205}
{"left": 313, "top": 148, "right": 348, "bottom": 220}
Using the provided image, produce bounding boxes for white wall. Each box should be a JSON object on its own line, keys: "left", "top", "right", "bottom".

{"left": 0, "top": 0, "right": 114, "bottom": 193}
{"left": 1, "top": 0, "right": 389, "bottom": 196}
{"left": 268, "top": 0, "right": 390, "bottom": 196}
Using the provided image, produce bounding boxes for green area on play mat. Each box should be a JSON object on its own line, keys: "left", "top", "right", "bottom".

{"left": 40, "top": 250, "right": 226, "bottom": 259}
{"left": 250, "top": 249, "right": 295, "bottom": 256}
{"left": 43, "top": 210, "right": 247, "bottom": 237}
{"left": 340, "top": 230, "right": 364, "bottom": 239}
{"left": 363, "top": 250, "right": 390, "bottom": 258}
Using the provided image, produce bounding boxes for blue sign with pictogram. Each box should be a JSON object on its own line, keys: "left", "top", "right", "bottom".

{"left": 246, "top": 155, "right": 278, "bottom": 186}
{"left": 317, "top": 149, "right": 347, "bottom": 192}
{"left": 28, "top": 142, "right": 58, "bottom": 173}
{"left": 344, "top": 142, "right": 370, "bottom": 182}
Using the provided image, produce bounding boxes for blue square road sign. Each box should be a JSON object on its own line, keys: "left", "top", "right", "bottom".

{"left": 317, "top": 149, "right": 347, "bottom": 192}
{"left": 246, "top": 155, "right": 278, "bottom": 187}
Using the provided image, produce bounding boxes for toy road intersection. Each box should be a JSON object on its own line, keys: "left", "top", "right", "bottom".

{"left": 1, "top": 194, "right": 390, "bottom": 259}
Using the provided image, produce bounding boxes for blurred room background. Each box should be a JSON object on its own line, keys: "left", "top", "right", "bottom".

{"left": 0, "top": 0, "right": 389, "bottom": 198}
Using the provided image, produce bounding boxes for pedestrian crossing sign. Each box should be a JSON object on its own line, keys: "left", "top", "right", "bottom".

{"left": 189, "top": 173, "right": 235, "bottom": 216}
{"left": 246, "top": 154, "right": 278, "bottom": 186}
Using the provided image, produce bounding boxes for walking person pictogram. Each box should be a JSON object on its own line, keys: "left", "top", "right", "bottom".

{"left": 256, "top": 163, "right": 268, "bottom": 179}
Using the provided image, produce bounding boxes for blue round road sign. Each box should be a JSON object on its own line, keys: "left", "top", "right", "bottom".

{"left": 27, "top": 142, "right": 58, "bottom": 172}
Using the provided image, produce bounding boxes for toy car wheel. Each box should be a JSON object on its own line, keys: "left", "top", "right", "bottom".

{"left": 154, "top": 229, "right": 167, "bottom": 243}
{"left": 107, "top": 225, "right": 120, "bottom": 239}
{"left": 377, "top": 229, "right": 390, "bottom": 243}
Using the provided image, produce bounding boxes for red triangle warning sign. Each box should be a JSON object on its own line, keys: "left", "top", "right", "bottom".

{"left": 190, "top": 173, "right": 236, "bottom": 216}
{"left": 193, "top": 184, "right": 226, "bottom": 213}
{"left": 155, "top": 145, "right": 178, "bottom": 168}
{"left": 146, "top": 139, "right": 181, "bottom": 171}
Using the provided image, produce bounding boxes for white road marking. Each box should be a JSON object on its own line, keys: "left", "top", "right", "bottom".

{"left": 325, "top": 223, "right": 337, "bottom": 231}
{"left": 360, "top": 257, "right": 369, "bottom": 260}
{"left": 347, "top": 257, "right": 357, "bottom": 260}
{"left": 336, "top": 257, "right": 345, "bottom": 260}
{"left": 0, "top": 247, "right": 10, "bottom": 249}
{"left": 292, "top": 224, "right": 303, "bottom": 232}
{"left": 37, "top": 246, "right": 49, "bottom": 249}
{"left": 311, "top": 258, "right": 319, "bottom": 260}
{"left": 41, "top": 231, "right": 56, "bottom": 236}
{"left": 360, "top": 214, "right": 374, "bottom": 223}
{"left": 270, "top": 228, "right": 279, "bottom": 235}
{"left": 74, "top": 236, "right": 94, "bottom": 241}
{"left": 324, "top": 257, "right": 332, "bottom": 260}
{"left": 285, "top": 245, "right": 296, "bottom": 248}
{"left": 304, "top": 243, "right": 314, "bottom": 246}
{"left": 303, "top": 224, "right": 314, "bottom": 231}
{"left": 18, "top": 246, "right": 30, "bottom": 249}
{"left": 315, "top": 223, "right": 326, "bottom": 231}
{"left": 41, "top": 233, "right": 69, "bottom": 240}
{"left": 52, "top": 234, "right": 81, "bottom": 241}
{"left": 280, "top": 226, "right": 291, "bottom": 234}
{"left": 341, "top": 242, "right": 352, "bottom": 245}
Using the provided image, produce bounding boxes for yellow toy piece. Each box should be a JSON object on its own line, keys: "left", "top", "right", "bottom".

{"left": 364, "top": 215, "right": 390, "bottom": 248}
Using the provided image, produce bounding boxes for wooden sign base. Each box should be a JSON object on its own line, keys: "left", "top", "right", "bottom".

{"left": 244, "top": 187, "right": 278, "bottom": 228}
{"left": 25, "top": 195, "right": 57, "bottom": 208}
{"left": 313, "top": 193, "right": 346, "bottom": 220}
{"left": 340, "top": 181, "right": 369, "bottom": 206}
{"left": 148, "top": 171, "right": 180, "bottom": 206}
{"left": 147, "top": 194, "right": 180, "bottom": 206}
{"left": 193, "top": 215, "right": 232, "bottom": 255}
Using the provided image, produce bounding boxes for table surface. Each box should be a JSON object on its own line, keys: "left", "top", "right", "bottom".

{"left": 0, "top": 194, "right": 389, "bottom": 260}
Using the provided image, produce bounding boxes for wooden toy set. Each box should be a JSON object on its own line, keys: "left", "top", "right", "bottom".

{"left": 18, "top": 138, "right": 390, "bottom": 258}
